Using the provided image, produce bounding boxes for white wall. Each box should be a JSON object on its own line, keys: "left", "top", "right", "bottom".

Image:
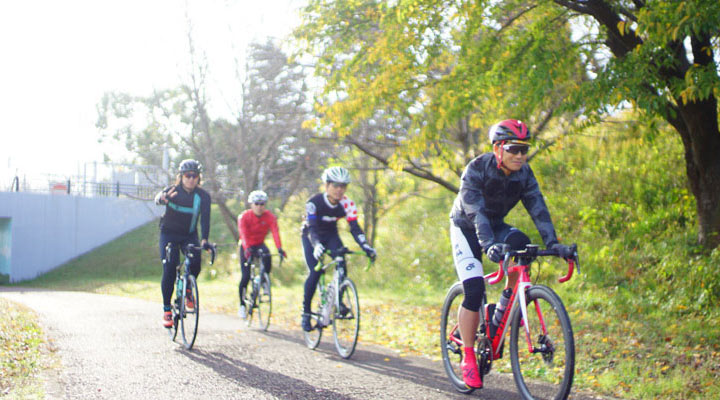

{"left": 0, "top": 192, "right": 163, "bottom": 282}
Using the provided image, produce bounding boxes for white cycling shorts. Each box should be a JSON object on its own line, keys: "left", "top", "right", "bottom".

{"left": 450, "top": 222, "right": 484, "bottom": 282}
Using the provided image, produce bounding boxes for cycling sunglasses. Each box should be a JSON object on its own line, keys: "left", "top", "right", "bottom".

{"left": 502, "top": 144, "right": 530, "bottom": 155}
{"left": 183, "top": 172, "right": 198, "bottom": 179}
{"left": 253, "top": 202, "right": 266, "bottom": 206}
{"left": 328, "top": 182, "right": 348, "bottom": 188}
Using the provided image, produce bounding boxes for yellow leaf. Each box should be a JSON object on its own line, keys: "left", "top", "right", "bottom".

{"left": 617, "top": 20, "right": 625, "bottom": 35}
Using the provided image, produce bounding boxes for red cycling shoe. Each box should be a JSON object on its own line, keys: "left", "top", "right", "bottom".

{"left": 162, "top": 311, "right": 173, "bottom": 328}
{"left": 185, "top": 289, "right": 195, "bottom": 310}
{"left": 461, "top": 347, "right": 483, "bottom": 389}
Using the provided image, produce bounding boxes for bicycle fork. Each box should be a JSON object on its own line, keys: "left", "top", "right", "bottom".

{"left": 512, "top": 282, "right": 550, "bottom": 355}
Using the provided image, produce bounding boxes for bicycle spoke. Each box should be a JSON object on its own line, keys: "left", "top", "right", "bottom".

{"left": 332, "top": 279, "right": 360, "bottom": 359}
{"left": 510, "top": 285, "right": 574, "bottom": 400}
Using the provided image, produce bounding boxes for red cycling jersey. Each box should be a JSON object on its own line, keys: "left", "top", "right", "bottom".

{"left": 238, "top": 209, "right": 282, "bottom": 251}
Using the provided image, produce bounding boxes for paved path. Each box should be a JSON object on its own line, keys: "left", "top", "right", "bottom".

{"left": 1, "top": 287, "right": 605, "bottom": 399}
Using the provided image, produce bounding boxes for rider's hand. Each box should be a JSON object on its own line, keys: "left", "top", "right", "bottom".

{"left": 313, "top": 243, "right": 325, "bottom": 260}
{"left": 362, "top": 243, "right": 377, "bottom": 261}
{"left": 155, "top": 187, "right": 177, "bottom": 205}
{"left": 201, "top": 240, "right": 212, "bottom": 251}
{"left": 550, "top": 243, "right": 573, "bottom": 259}
{"left": 278, "top": 248, "right": 287, "bottom": 261}
{"left": 486, "top": 243, "right": 508, "bottom": 263}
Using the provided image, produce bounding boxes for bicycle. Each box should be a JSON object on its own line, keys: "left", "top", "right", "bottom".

{"left": 440, "top": 244, "right": 580, "bottom": 400}
{"left": 165, "top": 242, "right": 216, "bottom": 350}
{"left": 242, "top": 248, "right": 282, "bottom": 331}
{"left": 303, "top": 247, "right": 373, "bottom": 359}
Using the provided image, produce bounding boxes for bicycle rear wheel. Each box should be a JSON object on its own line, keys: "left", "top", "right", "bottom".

{"left": 255, "top": 272, "right": 272, "bottom": 331}
{"left": 332, "top": 279, "right": 359, "bottom": 359}
{"left": 303, "top": 289, "right": 323, "bottom": 349}
{"left": 440, "top": 282, "right": 475, "bottom": 394}
{"left": 510, "top": 285, "right": 574, "bottom": 400}
{"left": 180, "top": 275, "right": 199, "bottom": 350}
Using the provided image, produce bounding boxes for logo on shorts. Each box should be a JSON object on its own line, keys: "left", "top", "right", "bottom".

{"left": 455, "top": 249, "right": 463, "bottom": 257}
{"left": 466, "top": 263, "right": 475, "bottom": 271}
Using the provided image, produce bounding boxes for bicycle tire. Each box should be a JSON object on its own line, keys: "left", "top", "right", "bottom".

{"left": 440, "top": 282, "right": 475, "bottom": 394}
{"left": 169, "top": 307, "right": 179, "bottom": 341}
{"left": 256, "top": 272, "right": 272, "bottom": 331}
{"left": 303, "top": 286, "right": 324, "bottom": 349}
{"left": 332, "top": 278, "right": 360, "bottom": 359}
{"left": 180, "top": 274, "right": 199, "bottom": 350}
{"left": 246, "top": 279, "right": 258, "bottom": 328}
{"left": 509, "top": 285, "right": 574, "bottom": 400}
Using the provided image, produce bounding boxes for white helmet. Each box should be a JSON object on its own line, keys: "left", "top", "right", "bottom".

{"left": 321, "top": 166, "right": 351, "bottom": 184}
{"left": 247, "top": 190, "right": 268, "bottom": 203}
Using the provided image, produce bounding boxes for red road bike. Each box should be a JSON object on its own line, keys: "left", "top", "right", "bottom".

{"left": 440, "top": 244, "right": 580, "bottom": 399}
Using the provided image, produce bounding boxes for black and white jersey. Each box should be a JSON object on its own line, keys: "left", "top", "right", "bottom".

{"left": 303, "top": 192, "right": 367, "bottom": 247}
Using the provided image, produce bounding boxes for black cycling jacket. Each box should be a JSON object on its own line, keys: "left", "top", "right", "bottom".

{"left": 450, "top": 153, "right": 558, "bottom": 251}
{"left": 155, "top": 184, "right": 212, "bottom": 240}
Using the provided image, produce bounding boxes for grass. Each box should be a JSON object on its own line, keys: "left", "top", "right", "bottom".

{"left": 8, "top": 211, "right": 720, "bottom": 399}
{"left": 0, "top": 298, "right": 47, "bottom": 399}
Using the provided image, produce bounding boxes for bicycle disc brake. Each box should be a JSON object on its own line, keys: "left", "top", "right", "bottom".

{"left": 537, "top": 334, "right": 555, "bottom": 364}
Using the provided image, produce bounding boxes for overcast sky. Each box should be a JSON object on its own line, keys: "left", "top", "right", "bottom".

{"left": 0, "top": 0, "right": 303, "bottom": 184}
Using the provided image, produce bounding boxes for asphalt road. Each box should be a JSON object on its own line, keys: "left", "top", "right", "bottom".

{"left": 1, "top": 287, "right": 606, "bottom": 399}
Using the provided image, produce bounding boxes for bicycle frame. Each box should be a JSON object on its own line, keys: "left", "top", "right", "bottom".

{"left": 315, "top": 252, "right": 347, "bottom": 325}
{"left": 448, "top": 244, "right": 579, "bottom": 358}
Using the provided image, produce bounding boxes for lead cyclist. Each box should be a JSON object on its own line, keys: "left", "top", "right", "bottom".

{"left": 449, "top": 119, "right": 574, "bottom": 389}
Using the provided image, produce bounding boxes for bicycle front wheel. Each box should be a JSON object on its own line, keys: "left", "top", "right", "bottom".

{"left": 332, "top": 279, "right": 360, "bottom": 359}
{"left": 510, "top": 285, "right": 574, "bottom": 400}
{"left": 256, "top": 272, "right": 272, "bottom": 331}
{"left": 440, "top": 282, "right": 475, "bottom": 394}
{"left": 180, "top": 274, "right": 199, "bottom": 350}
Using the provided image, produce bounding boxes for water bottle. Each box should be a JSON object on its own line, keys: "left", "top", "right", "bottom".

{"left": 176, "top": 279, "right": 183, "bottom": 295}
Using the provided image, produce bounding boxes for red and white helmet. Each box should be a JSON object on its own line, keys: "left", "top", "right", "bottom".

{"left": 488, "top": 119, "right": 531, "bottom": 145}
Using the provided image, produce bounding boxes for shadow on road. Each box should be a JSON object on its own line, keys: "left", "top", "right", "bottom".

{"left": 182, "top": 347, "right": 356, "bottom": 400}
{"left": 255, "top": 329, "right": 519, "bottom": 399}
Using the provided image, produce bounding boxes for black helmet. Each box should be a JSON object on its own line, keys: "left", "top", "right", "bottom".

{"left": 488, "top": 119, "right": 532, "bottom": 144}
{"left": 178, "top": 159, "right": 202, "bottom": 174}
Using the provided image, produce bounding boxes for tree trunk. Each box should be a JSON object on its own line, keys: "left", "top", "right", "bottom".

{"left": 215, "top": 199, "right": 239, "bottom": 242}
{"left": 674, "top": 98, "right": 720, "bottom": 249}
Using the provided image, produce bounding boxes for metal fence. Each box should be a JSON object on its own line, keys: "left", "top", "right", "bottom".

{"left": 3, "top": 162, "right": 167, "bottom": 200}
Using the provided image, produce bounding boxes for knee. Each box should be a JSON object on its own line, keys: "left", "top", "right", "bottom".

{"left": 461, "top": 277, "right": 485, "bottom": 312}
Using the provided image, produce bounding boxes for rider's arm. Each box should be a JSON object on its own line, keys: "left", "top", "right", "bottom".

{"left": 305, "top": 200, "right": 322, "bottom": 247}
{"left": 268, "top": 212, "right": 282, "bottom": 249}
{"left": 520, "top": 167, "right": 559, "bottom": 248}
{"left": 458, "top": 161, "right": 495, "bottom": 250}
{"left": 340, "top": 197, "right": 368, "bottom": 247}
{"left": 199, "top": 190, "right": 211, "bottom": 241}
{"left": 237, "top": 212, "right": 248, "bottom": 250}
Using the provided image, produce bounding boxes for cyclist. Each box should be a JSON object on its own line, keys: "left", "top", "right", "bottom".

{"left": 449, "top": 119, "right": 573, "bottom": 389}
{"left": 300, "top": 166, "right": 377, "bottom": 332}
{"left": 154, "top": 159, "right": 213, "bottom": 328}
{"left": 237, "top": 190, "right": 287, "bottom": 319}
